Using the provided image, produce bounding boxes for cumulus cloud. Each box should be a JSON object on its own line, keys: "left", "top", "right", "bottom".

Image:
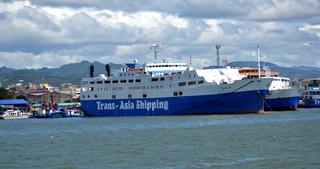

{"left": 27, "top": 0, "right": 320, "bottom": 20}
{"left": 0, "top": 0, "right": 319, "bottom": 69}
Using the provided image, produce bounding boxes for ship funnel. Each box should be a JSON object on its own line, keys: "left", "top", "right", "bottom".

{"left": 105, "top": 64, "right": 111, "bottom": 77}
{"left": 216, "top": 44, "right": 221, "bottom": 67}
{"left": 89, "top": 64, "right": 94, "bottom": 77}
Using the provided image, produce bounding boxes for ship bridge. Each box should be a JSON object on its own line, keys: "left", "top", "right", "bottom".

{"left": 144, "top": 63, "right": 188, "bottom": 76}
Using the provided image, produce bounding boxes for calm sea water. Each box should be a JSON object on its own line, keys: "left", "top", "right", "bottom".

{"left": 1, "top": 108, "right": 320, "bottom": 169}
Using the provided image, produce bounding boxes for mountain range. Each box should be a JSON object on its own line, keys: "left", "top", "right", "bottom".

{"left": 0, "top": 61, "right": 319, "bottom": 87}
{"left": 0, "top": 61, "right": 122, "bottom": 87}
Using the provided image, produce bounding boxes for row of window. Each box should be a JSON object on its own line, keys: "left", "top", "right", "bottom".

{"left": 273, "top": 79, "right": 289, "bottom": 82}
{"left": 88, "top": 80, "right": 203, "bottom": 92}
{"left": 92, "top": 85, "right": 165, "bottom": 92}
{"left": 151, "top": 77, "right": 165, "bottom": 81}
{"left": 146, "top": 64, "right": 186, "bottom": 68}
{"left": 173, "top": 91, "right": 183, "bottom": 96}
{"left": 90, "top": 79, "right": 141, "bottom": 84}
{"left": 85, "top": 92, "right": 186, "bottom": 99}
{"left": 305, "top": 91, "right": 320, "bottom": 95}
{"left": 119, "top": 72, "right": 143, "bottom": 77}
{"left": 90, "top": 77, "right": 170, "bottom": 84}
{"left": 89, "top": 73, "right": 198, "bottom": 85}
{"left": 84, "top": 94, "right": 148, "bottom": 99}
{"left": 129, "top": 85, "right": 164, "bottom": 90}
{"left": 179, "top": 80, "right": 204, "bottom": 86}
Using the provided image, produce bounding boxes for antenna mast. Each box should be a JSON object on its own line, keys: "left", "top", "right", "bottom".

{"left": 216, "top": 44, "right": 221, "bottom": 67}
{"left": 257, "top": 44, "right": 261, "bottom": 78}
{"left": 150, "top": 44, "right": 159, "bottom": 63}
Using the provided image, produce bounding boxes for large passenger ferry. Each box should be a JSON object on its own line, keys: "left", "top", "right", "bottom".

{"left": 239, "top": 67, "right": 302, "bottom": 111}
{"left": 80, "top": 46, "right": 272, "bottom": 116}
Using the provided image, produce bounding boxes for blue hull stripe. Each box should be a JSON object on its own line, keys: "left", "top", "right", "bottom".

{"left": 303, "top": 99, "right": 320, "bottom": 108}
{"left": 265, "top": 96, "right": 300, "bottom": 111}
{"left": 81, "top": 90, "right": 268, "bottom": 116}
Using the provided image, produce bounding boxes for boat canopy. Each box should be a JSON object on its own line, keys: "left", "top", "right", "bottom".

{"left": 0, "top": 99, "right": 28, "bottom": 105}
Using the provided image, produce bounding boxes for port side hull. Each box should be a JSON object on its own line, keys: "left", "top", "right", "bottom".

{"left": 81, "top": 90, "right": 268, "bottom": 116}
{"left": 302, "top": 99, "right": 320, "bottom": 108}
{"left": 265, "top": 96, "right": 300, "bottom": 111}
{"left": 264, "top": 88, "right": 302, "bottom": 111}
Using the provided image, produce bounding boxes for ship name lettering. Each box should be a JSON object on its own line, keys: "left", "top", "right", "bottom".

{"left": 136, "top": 100, "right": 169, "bottom": 111}
{"left": 96, "top": 101, "right": 115, "bottom": 110}
{"left": 120, "top": 101, "right": 135, "bottom": 110}
{"left": 314, "top": 100, "right": 320, "bottom": 105}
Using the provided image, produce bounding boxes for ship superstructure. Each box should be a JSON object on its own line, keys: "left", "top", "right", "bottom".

{"left": 301, "top": 78, "right": 320, "bottom": 107}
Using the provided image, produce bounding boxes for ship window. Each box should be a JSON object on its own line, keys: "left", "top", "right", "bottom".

{"left": 112, "top": 95, "right": 116, "bottom": 99}
{"left": 90, "top": 81, "right": 95, "bottom": 84}
{"left": 94, "top": 95, "right": 97, "bottom": 98}
{"left": 151, "top": 78, "right": 158, "bottom": 81}
{"left": 174, "top": 92, "right": 178, "bottom": 96}
{"left": 82, "top": 95, "right": 85, "bottom": 98}
{"left": 179, "top": 91, "right": 183, "bottom": 95}
{"left": 188, "top": 81, "right": 196, "bottom": 85}
{"left": 120, "top": 74, "right": 122, "bottom": 77}
{"left": 179, "top": 82, "right": 186, "bottom": 86}
{"left": 87, "top": 95, "right": 90, "bottom": 98}
{"left": 143, "top": 94, "right": 147, "bottom": 98}
{"left": 105, "top": 80, "right": 110, "bottom": 84}
{"left": 128, "top": 79, "right": 134, "bottom": 83}
{"left": 160, "top": 77, "right": 165, "bottom": 81}
{"left": 198, "top": 80, "right": 204, "bottom": 84}
{"left": 128, "top": 95, "right": 132, "bottom": 98}
{"left": 165, "top": 65, "right": 169, "bottom": 67}
{"left": 135, "top": 79, "right": 141, "bottom": 83}
{"left": 120, "top": 80, "right": 127, "bottom": 83}
{"left": 90, "top": 87, "right": 94, "bottom": 91}
{"left": 97, "top": 81, "right": 102, "bottom": 84}
{"left": 311, "top": 91, "right": 319, "bottom": 95}
{"left": 112, "top": 80, "right": 118, "bottom": 83}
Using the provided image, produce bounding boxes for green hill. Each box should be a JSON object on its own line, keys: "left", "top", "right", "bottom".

{"left": 0, "top": 61, "right": 122, "bottom": 87}
{"left": 0, "top": 61, "right": 319, "bottom": 87}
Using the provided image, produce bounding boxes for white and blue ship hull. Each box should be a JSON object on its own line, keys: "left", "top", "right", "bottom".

{"left": 265, "top": 88, "right": 302, "bottom": 111}
{"left": 81, "top": 90, "right": 269, "bottom": 116}
{"left": 302, "top": 99, "right": 320, "bottom": 108}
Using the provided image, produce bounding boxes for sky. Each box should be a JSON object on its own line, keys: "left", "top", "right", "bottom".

{"left": 0, "top": 0, "right": 319, "bottom": 69}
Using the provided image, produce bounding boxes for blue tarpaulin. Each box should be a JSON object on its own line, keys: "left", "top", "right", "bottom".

{"left": 0, "top": 99, "right": 28, "bottom": 105}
